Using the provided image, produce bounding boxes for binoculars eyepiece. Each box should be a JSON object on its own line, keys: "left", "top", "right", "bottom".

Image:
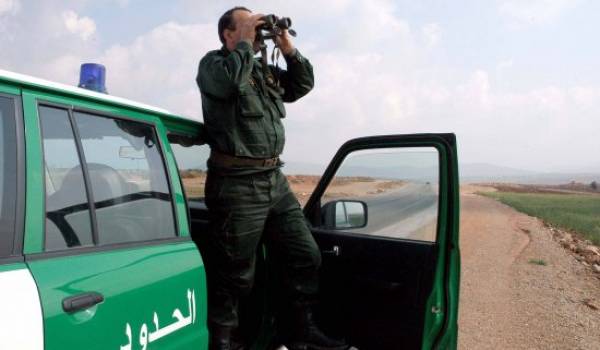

{"left": 258, "top": 14, "right": 296, "bottom": 38}
{"left": 262, "top": 14, "right": 291, "bottom": 29}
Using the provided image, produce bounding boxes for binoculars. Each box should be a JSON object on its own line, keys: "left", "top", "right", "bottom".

{"left": 257, "top": 14, "right": 296, "bottom": 39}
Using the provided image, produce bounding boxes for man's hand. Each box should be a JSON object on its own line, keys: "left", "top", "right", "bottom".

{"left": 276, "top": 30, "right": 295, "bottom": 56}
{"left": 239, "top": 13, "right": 265, "bottom": 45}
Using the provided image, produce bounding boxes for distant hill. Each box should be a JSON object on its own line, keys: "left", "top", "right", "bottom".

{"left": 460, "top": 163, "right": 536, "bottom": 178}
{"left": 283, "top": 161, "right": 599, "bottom": 185}
{"left": 281, "top": 161, "right": 327, "bottom": 175}
{"left": 284, "top": 161, "right": 439, "bottom": 181}
{"left": 180, "top": 157, "right": 598, "bottom": 185}
{"left": 460, "top": 163, "right": 599, "bottom": 184}
{"left": 572, "top": 163, "right": 600, "bottom": 174}
{"left": 285, "top": 161, "right": 538, "bottom": 181}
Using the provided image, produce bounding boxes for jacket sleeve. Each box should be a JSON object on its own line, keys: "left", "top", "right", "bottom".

{"left": 197, "top": 41, "right": 255, "bottom": 99}
{"left": 274, "top": 49, "right": 315, "bottom": 103}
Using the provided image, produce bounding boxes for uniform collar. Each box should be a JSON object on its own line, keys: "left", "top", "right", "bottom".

{"left": 220, "top": 45, "right": 230, "bottom": 56}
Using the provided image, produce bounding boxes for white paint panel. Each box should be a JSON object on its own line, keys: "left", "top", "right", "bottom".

{"left": 0, "top": 68, "right": 197, "bottom": 121}
{"left": 0, "top": 268, "right": 44, "bottom": 350}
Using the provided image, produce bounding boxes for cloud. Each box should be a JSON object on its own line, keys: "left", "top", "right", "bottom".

{"left": 114, "top": 0, "right": 130, "bottom": 7}
{"left": 0, "top": 0, "right": 19, "bottom": 16}
{"left": 0, "top": 3, "right": 212, "bottom": 118}
{"left": 1, "top": 0, "right": 599, "bottom": 172}
{"left": 62, "top": 10, "right": 96, "bottom": 41}
{"left": 95, "top": 21, "right": 218, "bottom": 118}
{"left": 284, "top": 44, "right": 600, "bottom": 170}
{"left": 422, "top": 23, "right": 441, "bottom": 47}
{"left": 0, "top": 2, "right": 99, "bottom": 79}
{"left": 498, "top": 0, "right": 580, "bottom": 26}
{"left": 460, "top": 70, "right": 492, "bottom": 110}
{"left": 179, "top": 0, "right": 352, "bottom": 22}
{"left": 569, "top": 86, "right": 600, "bottom": 108}
{"left": 340, "top": 0, "right": 411, "bottom": 51}
{"left": 496, "top": 58, "right": 514, "bottom": 71}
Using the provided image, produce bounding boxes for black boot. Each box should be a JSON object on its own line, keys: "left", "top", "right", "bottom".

{"left": 285, "top": 306, "right": 349, "bottom": 350}
{"left": 209, "top": 326, "right": 245, "bottom": 350}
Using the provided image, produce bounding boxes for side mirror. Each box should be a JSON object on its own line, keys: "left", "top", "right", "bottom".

{"left": 321, "top": 200, "right": 368, "bottom": 230}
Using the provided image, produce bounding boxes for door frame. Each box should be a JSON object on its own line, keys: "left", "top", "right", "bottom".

{"left": 0, "top": 91, "right": 26, "bottom": 262}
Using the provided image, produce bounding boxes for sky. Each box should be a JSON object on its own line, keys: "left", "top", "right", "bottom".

{"left": 1, "top": 0, "right": 599, "bottom": 173}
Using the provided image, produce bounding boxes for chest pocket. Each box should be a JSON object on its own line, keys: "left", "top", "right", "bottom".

{"left": 238, "top": 84, "right": 264, "bottom": 118}
{"left": 267, "top": 86, "right": 286, "bottom": 119}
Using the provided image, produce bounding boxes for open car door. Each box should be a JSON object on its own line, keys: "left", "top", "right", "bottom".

{"left": 303, "top": 134, "right": 460, "bottom": 350}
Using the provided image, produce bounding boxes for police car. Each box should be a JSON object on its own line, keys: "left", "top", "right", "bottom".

{"left": 0, "top": 64, "right": 460, "bottom": 350}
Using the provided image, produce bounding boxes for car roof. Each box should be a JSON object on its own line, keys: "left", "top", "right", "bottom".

{"left": 0, "top": 68, "right": 199, "bottom": 123}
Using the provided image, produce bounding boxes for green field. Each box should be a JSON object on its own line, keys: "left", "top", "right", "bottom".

{"left": 482, "top": 191, "right": 600, "bottom": 245}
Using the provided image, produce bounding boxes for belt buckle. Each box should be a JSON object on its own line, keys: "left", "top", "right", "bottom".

{"left": 263, "top": 158, "right": 276, "bottom": 167}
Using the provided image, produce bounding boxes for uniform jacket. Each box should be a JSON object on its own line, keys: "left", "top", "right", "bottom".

{"left": 197, "top": 40, "right": 314, "bottom": 164}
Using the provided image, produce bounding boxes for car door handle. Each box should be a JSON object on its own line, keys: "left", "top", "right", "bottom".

{"left": 62, "top": 292, "right": 104, "bottom": 313}
{"left": 322, "top": 245, "right": 341, "bottom": 257}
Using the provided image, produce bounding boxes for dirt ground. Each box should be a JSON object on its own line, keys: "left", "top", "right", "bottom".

{"left": 458, "top": 185, "right": 600, "bottom": 349}
{"left": 181, "top": 174, "right": 404, "bottom": 205}
{"left": 287, "top": 175, "right": 404, "bottom": 204}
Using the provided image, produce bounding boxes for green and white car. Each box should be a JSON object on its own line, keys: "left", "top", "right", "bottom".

{"left": 0, "top": 68, "right": 460, "bottom": 350}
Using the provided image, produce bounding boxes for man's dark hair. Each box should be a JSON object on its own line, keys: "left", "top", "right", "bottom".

{"left": 218, "top": 6, "right": 251, "bottom": 44}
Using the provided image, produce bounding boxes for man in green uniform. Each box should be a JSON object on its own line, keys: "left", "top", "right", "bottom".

{"left": 196, "top": 6, "right": 349, "bottom": 350}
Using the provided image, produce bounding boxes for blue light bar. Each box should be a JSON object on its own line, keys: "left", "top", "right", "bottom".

{"left": 78, "top": 63, "right": 108, "bottom": 94}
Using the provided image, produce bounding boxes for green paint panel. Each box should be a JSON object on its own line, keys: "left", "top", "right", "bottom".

{"left": 0, "top": 263, "right": 27, "bottom": 273}
{"left": 162, "top": 118, "right": 203, "bottom": 139}
{"left": 155, "top": 122, "right": 190, "bottom": 237}
{"left": 27, "top": 242, "right": 208, "bottom": 350}
{"left": 22, "top": 92, "right": 45, "bottom": 254}
{"left": 0, "top": 82, "right": 20, "bottom": 95}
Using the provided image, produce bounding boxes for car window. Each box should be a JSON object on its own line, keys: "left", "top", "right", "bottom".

{"left": 40, "top": 106, "right": 178, "bottom": 250}
{"left": 169, "top": 141, "right": 209, "bottom": 201}
{"left": 320, "top": 147, "right": 439, "bottom": 242}
{"left": 73, "top": 112, "right": 176, "bottom": 245}
{"left": 40, "top": 106, "right": 94, "bottom": 251}
{"left": 0, "top": 96, "right": 18, "bottom": 257}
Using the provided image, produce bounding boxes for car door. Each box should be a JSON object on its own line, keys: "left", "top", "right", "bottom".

{"left": 303, "top": 134, "right": 460, "bottom": 350}
{"left": 22, "top": 96, "right": 209, "bottom": 349}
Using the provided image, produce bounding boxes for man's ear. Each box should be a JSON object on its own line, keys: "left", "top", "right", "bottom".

{"left": 223, "top": 29, "right": 234, "bottom": 44}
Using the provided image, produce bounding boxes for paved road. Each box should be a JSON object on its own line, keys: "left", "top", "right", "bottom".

{"left": 351, "top": 182, "right": 438, "bottom": 240}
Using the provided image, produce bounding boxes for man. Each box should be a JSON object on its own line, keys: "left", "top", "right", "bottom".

{"left": 196, "top": 6, "right": 349, "bottom": 350}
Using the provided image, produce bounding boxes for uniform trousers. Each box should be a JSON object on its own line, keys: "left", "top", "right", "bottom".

{"left": 203, "top": 168, "right": 322, "bottom": 329}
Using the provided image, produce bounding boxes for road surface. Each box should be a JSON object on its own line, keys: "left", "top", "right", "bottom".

{"left": 350, "top": 182, "right": 438, "bottom": 241}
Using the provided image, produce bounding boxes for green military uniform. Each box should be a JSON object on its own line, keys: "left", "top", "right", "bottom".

{"left": 196, "top": 40, "right": 319, "bottom": 337}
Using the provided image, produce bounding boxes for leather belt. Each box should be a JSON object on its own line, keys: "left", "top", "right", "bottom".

{"left": 210, "top": 150, "right": 280, "bottom": 168}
